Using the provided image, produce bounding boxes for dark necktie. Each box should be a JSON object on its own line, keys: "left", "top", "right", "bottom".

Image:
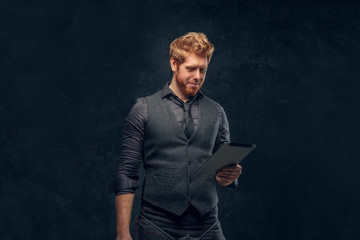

{"left": 181, "top": 102, "right": 195, "bottom": 139}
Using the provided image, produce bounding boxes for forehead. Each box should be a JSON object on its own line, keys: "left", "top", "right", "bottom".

{"left": 182, "top": 52, "right": 208, "bottom": 67}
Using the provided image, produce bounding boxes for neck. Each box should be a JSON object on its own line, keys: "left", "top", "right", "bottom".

{"left": 169, "top": 79, "right": 189, "bottom": 103}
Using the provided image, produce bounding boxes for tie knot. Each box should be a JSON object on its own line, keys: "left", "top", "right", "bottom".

{"left": 184, "top": 103, "right": 191, "bottom": 111}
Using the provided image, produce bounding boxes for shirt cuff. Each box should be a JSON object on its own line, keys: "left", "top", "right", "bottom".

{"left": 111, "top": 174, "right": 139, "bottom": 195}
{"left": 227, "top": 178, "right": 238, "bottom": 188}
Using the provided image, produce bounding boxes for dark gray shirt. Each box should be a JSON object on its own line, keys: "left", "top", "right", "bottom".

{"left": 112, "top": 83, "right": 231, "bottom": 195}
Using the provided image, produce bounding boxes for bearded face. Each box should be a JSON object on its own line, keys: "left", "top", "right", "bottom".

{"left": 170, "top": 52, "right": 208, "bottom": 101}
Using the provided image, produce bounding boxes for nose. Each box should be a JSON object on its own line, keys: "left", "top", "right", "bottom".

{"left": 194, "top": 69, "right": 201, "bottom": 80}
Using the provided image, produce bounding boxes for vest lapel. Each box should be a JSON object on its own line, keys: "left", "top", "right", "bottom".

{"left": 160, "top": 98, "right": 188, "bottom": 141}
{"left": 160, "top": 96, "right": 205, "bottom": 142}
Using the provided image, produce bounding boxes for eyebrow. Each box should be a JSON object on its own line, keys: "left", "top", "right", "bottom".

{"left": 185, "top": 66, "right": 207, "bottom": 69}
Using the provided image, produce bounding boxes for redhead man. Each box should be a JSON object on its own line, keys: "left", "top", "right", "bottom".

{"left": 112, "top": 32, "right": 242, "bottom": 240}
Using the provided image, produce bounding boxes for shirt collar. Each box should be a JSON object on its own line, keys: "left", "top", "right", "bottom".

{"left": 160, "top": 82, "right": 204, "bottom": 100}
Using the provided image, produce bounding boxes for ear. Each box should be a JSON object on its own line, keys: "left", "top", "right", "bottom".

{"left": 170, "top": 57, "right": 178, "bottom": 72}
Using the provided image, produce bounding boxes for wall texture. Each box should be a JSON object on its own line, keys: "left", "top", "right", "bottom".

{"left": 1, "top": 0, "right": 359, "bottom": 239}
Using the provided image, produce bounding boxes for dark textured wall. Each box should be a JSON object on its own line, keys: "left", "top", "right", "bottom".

{"left": 1, "top": 0, "right": 360, "bottom": 239}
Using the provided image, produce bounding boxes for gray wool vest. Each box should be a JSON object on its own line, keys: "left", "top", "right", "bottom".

{"left": 142, "top": 90, "right": 220, "bottom": 216}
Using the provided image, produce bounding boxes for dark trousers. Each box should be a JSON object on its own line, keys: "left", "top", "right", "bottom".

{"left": 131, "top": 202, "right": 226, "bottom": 240}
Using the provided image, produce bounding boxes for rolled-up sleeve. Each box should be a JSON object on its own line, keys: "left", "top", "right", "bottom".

{"left": 214, "top": 104, "right": 230, "bottom": 152}
{"left": 111, "top": 98, "right": 147, "bottom": 195}
{"left": 214, "top": 104, "right": 238, "bottom": 188}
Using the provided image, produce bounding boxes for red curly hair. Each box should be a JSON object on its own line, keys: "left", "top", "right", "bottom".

{"left": 170, "top": 32, "right": 215, "bottom": 64}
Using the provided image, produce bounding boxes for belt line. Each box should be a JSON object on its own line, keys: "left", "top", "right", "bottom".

{"left": 139, "top": 213, "right": 219, "bottom": 240}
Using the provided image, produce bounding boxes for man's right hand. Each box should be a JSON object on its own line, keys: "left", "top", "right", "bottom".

{"left": 116, "top": 233, "right": 132, "bottom": 240}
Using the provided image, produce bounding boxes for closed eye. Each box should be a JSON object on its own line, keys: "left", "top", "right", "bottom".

{"left": 185, "top": 67, "right": 207, "bottom": 72}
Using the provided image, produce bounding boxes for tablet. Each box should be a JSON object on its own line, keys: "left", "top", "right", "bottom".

{"left": 196, "top": 143, "right": 256, "bottom": 175}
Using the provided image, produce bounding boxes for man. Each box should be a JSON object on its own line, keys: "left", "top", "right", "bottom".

{"left": 112, "top": 32, "right": 242, "bottom": 240}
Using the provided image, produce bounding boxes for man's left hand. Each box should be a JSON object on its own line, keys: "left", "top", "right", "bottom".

{"left": 215, "top": 164, "right": 242, "bottom": 187}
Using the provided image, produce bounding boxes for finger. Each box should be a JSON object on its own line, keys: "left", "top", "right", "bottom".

{"left": 217, "top": 172, "right": 241, "bottom": 181}
{"left": 222, "top": 165, "right": 242, "bottom": 172}
{"left": 216, "top": 176, "right": 232, "bottom": 183}
{"left": 216, "top": 172, "right": 233, "bottom": 177}
{"left": 221, "top": 170, "right": 241, "bottom": 175}
{"left": 220, "top": 174, "right": 238, "bottom": 179}
{"left": 216, "top": 173, "right": 238, "bottom": 181}
{"left": 217, "top": 170, "right": 241, "bottom": 177}
{"left": 221, "top": 178, "right": 235, "bottom": 183}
